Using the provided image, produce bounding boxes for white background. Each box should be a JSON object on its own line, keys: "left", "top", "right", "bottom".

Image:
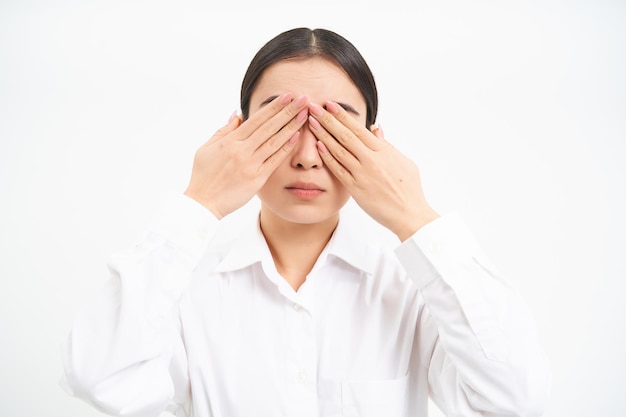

{"left": 1, "top": 0, "right": 624, "bottom": 416}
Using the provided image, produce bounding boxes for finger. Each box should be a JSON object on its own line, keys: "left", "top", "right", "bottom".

{"left": 246, "top": 95, "right": 309, "bottom": 149}
{"left": 316, "top": 140, "right": 355, "bottom": 185}
{"left": 370, "top": 122, "right": 386, "bottom": 141}
{"left": 233, "top": 92, "right": 294, "bottom": 140}
{"left": 308, "top": 102, "right": 369, "bottom": 160}
{"left": 323, "top": 100, "right": 382, "bottom": 151}
{"left": 259, "top": 130, "right": 301, "bottom": 175}
{"left": 307, "top": 115, "right": 360, "bottom": 173}
{"left": 254, "top": 108, "right": 308, "bottom": 163}
{"left": 211, "top": 110, "right": 242, "bottom": 143}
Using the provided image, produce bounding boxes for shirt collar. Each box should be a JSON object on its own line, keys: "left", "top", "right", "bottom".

{"left": 325, "top": 215, "right": 376, "bottom": 276}
{"left": 213, "top": 213, "right": 375, "bottom": 276}
{"left": 213, "top": 213, "right": 269, "bottom": 273}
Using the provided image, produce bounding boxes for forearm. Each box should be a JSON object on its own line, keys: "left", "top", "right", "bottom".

{"left": 397, "top": 214, "right": 551, "bottom": 416}
{"left": 61, "top": 194, "right": 218, "bottom": 415}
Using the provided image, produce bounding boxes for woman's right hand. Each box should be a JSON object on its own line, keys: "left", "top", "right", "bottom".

{"left": 184, "top": 92, "right": 309, "bottom": 219}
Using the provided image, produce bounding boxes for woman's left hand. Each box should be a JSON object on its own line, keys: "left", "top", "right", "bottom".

{"left": 308, "top": 101, "right": 439, "bottom": 242}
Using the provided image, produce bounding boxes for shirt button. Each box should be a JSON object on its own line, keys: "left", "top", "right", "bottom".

{"left": 293, "top": 303, "right": 303, "bottom": 312}
{"left": 428, "top": 242, "right": 442, "bottom": 256}
{"left": 296, "top": 371, "right": 307, "bottom": 383}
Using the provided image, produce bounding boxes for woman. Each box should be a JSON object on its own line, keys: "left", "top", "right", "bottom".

{"left": 62, "top": 28, "right": 550, "bottom": 417}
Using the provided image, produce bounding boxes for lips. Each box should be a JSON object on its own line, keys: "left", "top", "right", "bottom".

{"left": 285, "top": 182, "right": 325, "bottom": 199}
{"left": 286, "top": 182, "right": 324, "bottom": 191}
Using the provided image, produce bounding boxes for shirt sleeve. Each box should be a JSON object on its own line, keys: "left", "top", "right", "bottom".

{"left": 395, "top": 213, "right": 551, "bottom": 417}
{"left": 61, "top": 194, "right": 219, "bottom": 417}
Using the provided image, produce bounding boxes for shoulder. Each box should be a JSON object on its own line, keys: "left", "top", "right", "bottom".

{"left": 334, "top": 214, "right": 410, "bottom": 283}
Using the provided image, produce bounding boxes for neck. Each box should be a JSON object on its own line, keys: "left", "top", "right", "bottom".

{"left": 259, "top": 207, "right": 338, "bottom": 291}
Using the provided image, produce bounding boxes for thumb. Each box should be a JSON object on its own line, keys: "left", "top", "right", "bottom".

{"left": 228, "top": 110, "right": 242, "bottom": 126}
{"left": 214, "top": 110, "right": 242, "bottom": 139}
{"left": 370, "top": 122, "right": 385, "bottom": 141}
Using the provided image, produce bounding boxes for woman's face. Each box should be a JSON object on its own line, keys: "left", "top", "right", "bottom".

{"left": 250, "top": 57, "right": 367, "bottom": 225}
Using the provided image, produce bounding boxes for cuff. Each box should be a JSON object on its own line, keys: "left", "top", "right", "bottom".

{"left": 395, "top": 213, "right": 490, "bottom": 289}
{"left": 148, "top": 193, "right": 220, "bottom": 261}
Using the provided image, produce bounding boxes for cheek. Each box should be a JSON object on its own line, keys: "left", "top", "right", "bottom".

{"left": 331, "top": 178, "right": 351, "bottom": 203}
{"left": 329, "top": 170, "right": 345, "bottom": 188}
{"left": 256, "top": 162, "right": 288, "bottom": 198}
{"left": 264, "top": 158, "right": 290, "bottom": 182}
{"left": 257, "top": 173, "right": 279, "bottom": 197}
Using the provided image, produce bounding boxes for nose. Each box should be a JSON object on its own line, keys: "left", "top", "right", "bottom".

{"left": 291, "top": 120, "right": 323, "bottom": 170}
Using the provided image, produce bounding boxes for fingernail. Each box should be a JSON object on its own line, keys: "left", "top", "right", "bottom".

{"left": 279, "top": 92, "right": 294, "bottom": 105}
{"left": 316, "top": 140, "right": 328, "bottom": 154}
{"left": 296, "top": 109, "right": 308, "bottom": 122}
{"left": 228, "top": 110, "right": 238, "bottom": 123}
{"left": 308, "top": 102, "right": 324, "bottom": 117}
{"left": 370, "top": 122, "right": 383, "bottom": 138}
{"left": 378, "top": 122, "right": 384, "bottom": 137}
{"left": 292, "top": 95, "right": 307, "bottom": 108}
{"left": 325, "top": 100, "right": 340, "bottom": 114}
{"left": 289, "top": 131, "right": 300, "bottom": 144}
{"left": 308, "top": 115, "right": 321, "bottom": 130}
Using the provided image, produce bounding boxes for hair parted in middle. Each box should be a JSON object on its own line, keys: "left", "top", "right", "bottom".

{"left": 240, "top": 27, "right": 378, "bottom": 127}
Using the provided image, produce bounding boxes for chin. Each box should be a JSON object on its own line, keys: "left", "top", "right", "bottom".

{"left": 277, "top": 208, "right": 340, "bottom": 225}
{"left": 260, "top": 200, "right": 348, "bottom": 226}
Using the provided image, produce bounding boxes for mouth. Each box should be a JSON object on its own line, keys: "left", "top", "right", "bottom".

{"left": 285, "top": 182, "right": 325, "bottom": 200}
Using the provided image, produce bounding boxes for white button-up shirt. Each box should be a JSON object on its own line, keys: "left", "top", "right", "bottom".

{"left": 61, "top": 195, "right": 550, "bottom": 417}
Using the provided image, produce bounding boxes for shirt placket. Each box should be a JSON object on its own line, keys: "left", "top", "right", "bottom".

{"left": 284, "top": 290, "right": 318, "bottom": 417}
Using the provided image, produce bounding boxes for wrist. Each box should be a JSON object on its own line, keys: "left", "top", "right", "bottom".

{"left": 395, "top": 208, "right": 440, "bottom": 242}
{"left": 183, "top": 188, "right": 224, "bottom": 220}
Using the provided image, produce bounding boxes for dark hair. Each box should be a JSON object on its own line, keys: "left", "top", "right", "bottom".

{"left": 240, "top": 27, "right": 378, "bottom": 127}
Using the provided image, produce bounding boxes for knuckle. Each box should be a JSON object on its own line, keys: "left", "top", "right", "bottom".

{"left": 260, "top": 121, "right": 278, "bottom": 137}
{"left": 334, "top": 145, "right": 350, "bottom": 160}
{"left": 281, "top": 142, "right": 292, "bottom": 153}
{"left": 264, "top": 152, "right": 281, "bottom": 169}
{"left": 244, "top": 116, "right": 262, "bottom": 132}
{"left": 264, "top": 147, "right": 289, "bottom": 171}
{"left": 335, "top": 110, "right": 349, "bottom": 122}
{"left": 334, "top": 164, "right": 347, "bottom": 177}
{"left": 270, "top": 97, "right": 286, "bottom": 112}
{"left": 282, "top": 103, "right": 299, "bottom": 118}
{"left": 265, "top": 135, "right": 280, "bottom": 150}
{"left": 320, "top": 112, "right": 334, "bottom": 126}
{"left": 263, "top": 157, "right": 276, "bottom": 171}
{"left": 213, "top": 126, "right": 227, "bottom": 137}
{"left": 360, "top": 153, "right": 375, "bottom": 166}
{"left": 337, "top": 131, "right": 353, "bottom": 145}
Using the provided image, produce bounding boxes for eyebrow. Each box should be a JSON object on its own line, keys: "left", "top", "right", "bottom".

{"left": 259, "top": 95, "right": 361, "bottom": 116}
{"left": 260, "top": 95, "right": 279, "bottom": 106}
